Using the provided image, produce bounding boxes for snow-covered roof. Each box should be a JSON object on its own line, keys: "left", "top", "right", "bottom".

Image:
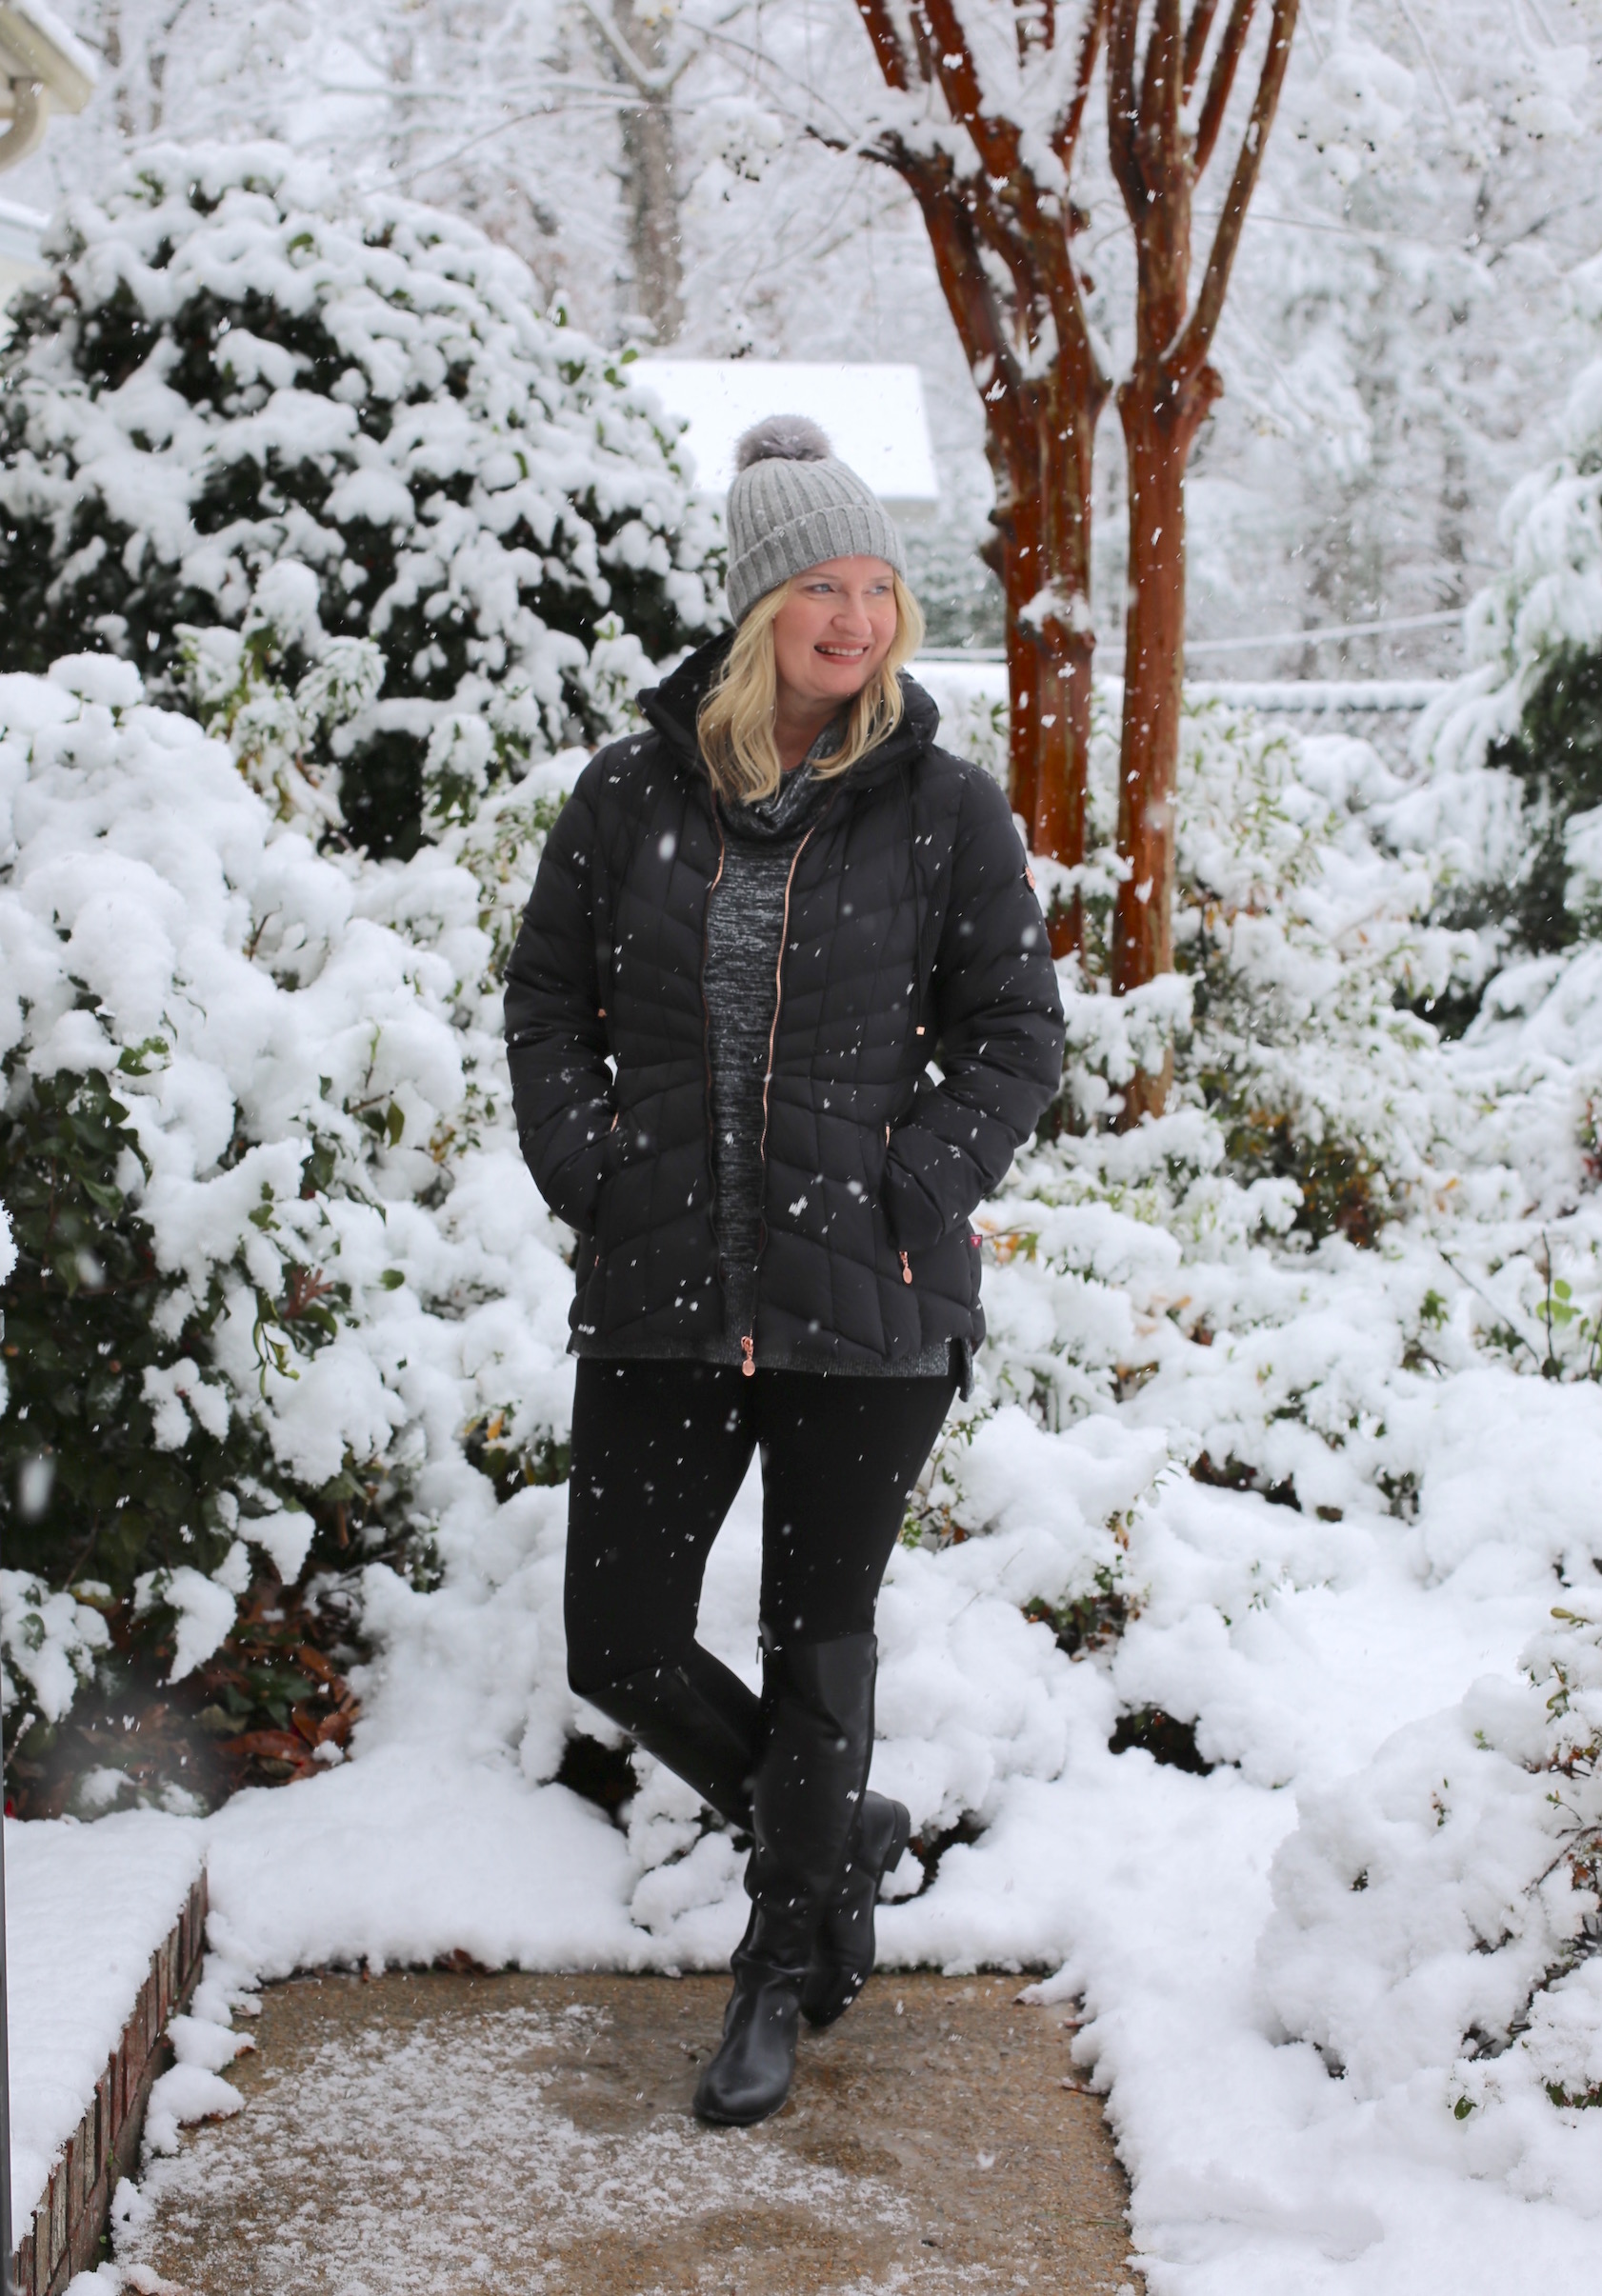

{"left": 0, "top": 192, "right": 46, "bottom": 307}
{"left": 0, "top": 0, "right": 98, "bottom": 110}
{"left": 636, "top": 359, "right": 940, "bottom": 520}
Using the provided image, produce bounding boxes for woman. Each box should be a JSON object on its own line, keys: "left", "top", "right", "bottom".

{"left": 505, "top": 417, "right": 1065, "bottom": 2126}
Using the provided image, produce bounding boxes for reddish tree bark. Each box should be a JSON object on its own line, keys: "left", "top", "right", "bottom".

{"left": 1108, "top": 0, "right": 1299, "bottom": 1118}
{"left": 851, "top": 0, "right": 1111, "bottom": 953}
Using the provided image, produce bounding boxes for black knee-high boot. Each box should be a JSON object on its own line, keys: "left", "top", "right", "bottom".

{"left": 799, "top": 1786, "right": 911, "bottom": 2028}
{"left": 693, "top": 1630, "right": 877, "bottom": 2126}
{"left": 578, "top": 1644, "right": 761, "bottom": 1828}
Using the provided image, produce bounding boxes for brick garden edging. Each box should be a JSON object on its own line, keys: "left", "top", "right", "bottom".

{"left": 11, "top": 1867, "right": 208, "bottom": 2296}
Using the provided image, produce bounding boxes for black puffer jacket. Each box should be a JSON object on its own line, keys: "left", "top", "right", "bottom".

{"left": 504, "top": 641, "right": 1065, "bottom": 1371}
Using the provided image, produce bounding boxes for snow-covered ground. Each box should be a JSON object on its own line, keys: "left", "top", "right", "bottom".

{"left": 9, "top": 587, "right": 1602, "bottom": 2290}
{"left": 186, "top": 1321, "right": 1602, "bottom": 2292}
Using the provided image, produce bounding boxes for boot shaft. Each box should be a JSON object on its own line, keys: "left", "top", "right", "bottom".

{"left": 747, "top": 1629, "right": 879, "bottom": 1924}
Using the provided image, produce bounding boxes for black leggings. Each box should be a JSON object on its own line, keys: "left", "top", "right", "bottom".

{"left": 564, "top": 1359, "right": 956, "bottom": 1692}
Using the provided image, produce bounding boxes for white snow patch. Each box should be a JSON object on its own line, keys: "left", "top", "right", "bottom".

{"left": 6, "top": 1814, "right": 204, "bottom": 2228}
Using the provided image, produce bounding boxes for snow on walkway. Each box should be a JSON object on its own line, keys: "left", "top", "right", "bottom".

{"left": 160, "top": 1413, "right": 1599, "bottom": 2293}
{"left": 117, "top": 1969, "right": 1135, "bottom": 2294}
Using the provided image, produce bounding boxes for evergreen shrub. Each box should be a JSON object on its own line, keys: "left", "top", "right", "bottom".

{"left": 0, "top": 142, "right": 722, "bottom": 856}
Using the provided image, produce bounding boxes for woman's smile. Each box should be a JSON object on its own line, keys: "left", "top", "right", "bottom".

{"left": 771, "top": 555, "right": 899, "bottom": 761}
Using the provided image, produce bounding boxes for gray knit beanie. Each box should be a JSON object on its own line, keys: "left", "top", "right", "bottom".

{"left": 724, "top": 415, "right": 907, "bottom": 624}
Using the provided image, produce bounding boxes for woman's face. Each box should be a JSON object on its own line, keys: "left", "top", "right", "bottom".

{"left": 771, "top": 557, "right": 899, "bottom": 715}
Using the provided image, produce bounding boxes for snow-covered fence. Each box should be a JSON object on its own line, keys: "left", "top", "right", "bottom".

{"left": 1184, "top": 679, "right": 1450, "bottom": 767}
{"left": 915, "top": 658, "right": 1451, "bottom": 773}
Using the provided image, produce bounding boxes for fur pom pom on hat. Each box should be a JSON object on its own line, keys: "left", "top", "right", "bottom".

{"left": 734, "top": 413, "right": 832, "bottom": 470}
{"left": 725, "top": 411, "right": 906, "bottom": 623}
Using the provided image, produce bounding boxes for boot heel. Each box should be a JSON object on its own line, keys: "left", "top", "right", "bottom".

{"left": 800, "top": 1790, "right": 911, "bottom": 2029}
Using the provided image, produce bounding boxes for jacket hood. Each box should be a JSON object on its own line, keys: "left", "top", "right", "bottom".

{"left": 636, "top": 632, "right": 941, "bottom": 789}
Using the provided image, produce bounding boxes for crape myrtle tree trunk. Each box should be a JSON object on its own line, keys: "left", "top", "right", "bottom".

{"left": 851, "top": 0, "right": 1112, "bottom": 953}
{"left": 1108, "top": 0, "right": 1298, "bottom": 1117}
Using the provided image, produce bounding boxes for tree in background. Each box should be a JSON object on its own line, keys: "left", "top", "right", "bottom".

{"left": 589, "top": 0, "right": 691, "bottom": 344}
{"left": 34, "top": 1, "right": 792, "bottom": 356}
{"left": 12, "top": 2, "right": 1602, "bottom": 1039}
{"left": 25, "top": 4, "right": 1600, "bottom": 685}
{"left": 848, "top": 1, "right": 1109, "bottom": 946}
{"left": 1106, "top": 0, "right": 1299, "bottom": 1118}
{"left": 831, "top": 1, "right": 1300, "bottom": 1066}
{"left": 1164, "top": 5, "right": 1601, "bottom": 680}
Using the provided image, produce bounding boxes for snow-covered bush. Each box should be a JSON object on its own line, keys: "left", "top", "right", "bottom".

{"left": 1406, "top": 355, "right": 1602, "bottom": 955}
{"left": 0, "top": 142, "right": 722, "bottom": 856}
{"left": 0, "top": 654, "right": 585, "bottom": 1807}
{"left": 0, "top": 1570, "right": 110, "bottom": 1740}
{"left": 1259, "top": 1590, "right": 1602, "bottom": 2148}
{"left": 1002, "top": 684, "right": 1480, "bottom": 1248}
{"left": 909, "top": 638, "right": 1602, "bottom": 1606}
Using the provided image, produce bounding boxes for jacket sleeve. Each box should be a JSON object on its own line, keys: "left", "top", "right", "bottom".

{"left": 883, "top": 766, "right": 1066, "bottom": 1253}
{"left": 503, "top": 766, "right": 620, "bottom": 1230}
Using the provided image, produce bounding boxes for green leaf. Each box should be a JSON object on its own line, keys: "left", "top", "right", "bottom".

{"left": 384, "top": 1102, "right": 406, "bottom": 1148}
{"left": 379, "top": 1268, "right": 406, "bottom": 1290}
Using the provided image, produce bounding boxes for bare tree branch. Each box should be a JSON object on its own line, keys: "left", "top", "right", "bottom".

{"left": 910, "top": 0, "right": 1088, "bottom": 378}
{"left": 1050, "top": 0, "right": 1109, "bottom": 177}
{"left": 909, "top": 169, "right": 1025, "bottom": 409}
{"left": 1182, "top": 0, "right": 1223, "bottom": 97}
{"left": 922, "top": 0, "right": 1027, "bottom": 185}
{"left": 1176, "top": 0, "right": 1298, "bottom": 373}
{"left": 1107, "top": 0, "right": 1145, "bottom": 206}
{"left": 853, "top": 0, "right": 915, "bottom": 92}
{"left": 1137, "top": 0, "right": 1185, "bottom": 189}
{"left": 846, "top": 0, "right": 1111, "bottom": 914}
{"left": 577, "top": 0, "right": 687, "bottom": 95}
{"left": 1018, "top": 0, "right": 1058, "bottom": 64}
{"left": 1192, "top": 0, "right": 1259, "bottom": 176}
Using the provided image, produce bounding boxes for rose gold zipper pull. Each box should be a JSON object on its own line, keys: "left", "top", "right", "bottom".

{"left": 899, "top": 1251, "right": 912, "bottom": 1286}
{"left": 741, "top": 1334, "right": 755, "bottom": 1376}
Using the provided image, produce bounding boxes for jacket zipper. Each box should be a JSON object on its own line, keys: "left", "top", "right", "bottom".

{"left": 742, "top": 822, "right": 819, "bottom": 1373}
{"left": 886, "top": 1123, "right": 911, "bottom": 1285}
{"left": 701, "top": 826, "right": 727, "bottom": 1293}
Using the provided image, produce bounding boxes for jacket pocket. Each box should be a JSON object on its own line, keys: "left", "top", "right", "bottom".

{"left": 588, "top": 1122, "right": 629, "bottom": 1249}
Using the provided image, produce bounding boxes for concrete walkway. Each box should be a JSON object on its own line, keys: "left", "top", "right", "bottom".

{"left": 125, "top": 1969, "right": 1141, "bottom": 2294}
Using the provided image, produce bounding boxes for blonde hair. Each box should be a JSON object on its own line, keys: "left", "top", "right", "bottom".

{"left": 697, "top": 571, "right": 926, "bottom": 805}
